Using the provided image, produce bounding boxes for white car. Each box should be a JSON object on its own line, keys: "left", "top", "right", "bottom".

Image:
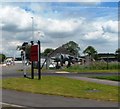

{"left": 6, "top": 60, "right": 12, "bottom": 65}
{"left": 49, "top": 63, "right": 56, "bottom": 69}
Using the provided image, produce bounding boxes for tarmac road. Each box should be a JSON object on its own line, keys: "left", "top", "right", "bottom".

{"left": 1, "top": 63, "right": 119, "bottom": 78}
{"left": 1, "top": 63, "right": 119, "bottom": 108}
{"left": 1, "top": 64, "right": 119, "bottom": 86}
{"left": 2, "top": 89, "right": 119, "bottom": 108}
{"left": 1, "top": 63, "right": 119, "bottom": 87}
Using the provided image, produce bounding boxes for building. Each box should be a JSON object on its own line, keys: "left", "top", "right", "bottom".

{"left": 97, "top": 53, "right": 118, "bottom": 62}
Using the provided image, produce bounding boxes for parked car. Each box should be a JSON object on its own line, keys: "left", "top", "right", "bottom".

{"left": 49, "top": 63, "right": 56, "bottom": 69}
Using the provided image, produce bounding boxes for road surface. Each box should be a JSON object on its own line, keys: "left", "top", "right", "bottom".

{"left": 1, "top": 63, "right": 119, "bottom": 78}
{"left": 2, "top": 89, "right": 119, "bottom": 108}
{"left": 1, "top": 64, "right": 119, "bottom": 108}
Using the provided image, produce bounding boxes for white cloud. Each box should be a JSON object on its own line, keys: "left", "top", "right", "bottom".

{"left": 1, "top": 4, "right": 118, "bottom": 56}
{"left": 103, "top": 32, "right": 118, "bottom": 42}
{"left": 0, "top": 6, "right": 33, "bottom": 32}
{"left": 1, "top": 5, "right": 84, "bottom": 35}
{"left": 82, "top": 20, "right": 118, "bottom": 44}
{"left": 84, "top": 31, "right": 103, "bottom": 40}
{"left": 103, "top": 20, "right": 118, "bottom": 33}
{"left": 45, "top": 18, "right": 83, "bottom": 33}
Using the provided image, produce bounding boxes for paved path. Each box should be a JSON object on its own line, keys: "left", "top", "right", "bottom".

{"left": 2, "top": 89, "right": 118, "bottom": 107}
{"left": 68, "top": 77, "right": 119, "bottom": 86}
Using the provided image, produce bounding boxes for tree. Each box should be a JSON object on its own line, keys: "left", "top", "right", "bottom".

{"left": 62, "top": 41, "right": 80, "bottom": 56}
{"left": 42, "top": 48, "right": 54, "bottom": 57}
{"left": 83, "top": 46, "right": 97, "bottom": 60}
{"left": 115, "top": 48, "right": 120, "bottom": 62}
{"left": 115, "top": 48, "right": 120, "bottom": 54}
{"left": 0, "top": 54, "right": 6, "bottom": 63}
{"left": 16, "top": 42, "right": 31, "bottom": 60}
{"left": 17, "top": 42, "right": 29, "bottom": 51}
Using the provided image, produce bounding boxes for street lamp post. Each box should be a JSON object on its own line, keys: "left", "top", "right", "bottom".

{"left": 30, "top": 16, "right": 43, "bottom": 80}
{"left": 31, "top": 17, "right": 34, "bottom": 41}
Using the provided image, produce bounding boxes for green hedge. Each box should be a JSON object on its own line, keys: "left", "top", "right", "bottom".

{"left": 89, "top": 62, "right": 119, "bottom": 70}
{"left": 64, "top": 62, "right": 119, "bottom": 71}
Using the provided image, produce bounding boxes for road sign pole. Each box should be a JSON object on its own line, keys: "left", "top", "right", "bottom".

{"left": 31, "top": 41, "right": 34, "bottom": 79}
{"left": 38, "top": 40, "right": 41, "bottom": 80}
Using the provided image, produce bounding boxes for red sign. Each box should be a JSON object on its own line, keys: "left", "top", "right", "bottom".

{"left": 30, "top": 45, "right": 38, "bottom": 61}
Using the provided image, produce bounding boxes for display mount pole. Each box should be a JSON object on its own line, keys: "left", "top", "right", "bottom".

{"left": 38, "top": 40, "right": 41, "bottom": 80}
{"left": 31, "top": 41, "right": 34, "bottom": 79}
{"left": 23, "top": 51, "right": 26, "bottom": 77}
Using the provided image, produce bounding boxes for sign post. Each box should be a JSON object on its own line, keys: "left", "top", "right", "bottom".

{"left": 30, "top": 45, "right": 38, "bottom": 61}
{"left": 38, "top": 40, "right": 41, "bottom": 80}
{"left": 30, "top": 41, "right": 34, "bottom": 79}
{"left": 30, "top": 40, "right": 41, "bottom": 80}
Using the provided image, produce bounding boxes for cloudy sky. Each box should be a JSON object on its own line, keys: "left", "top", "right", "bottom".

{"left": 1, "top": 0, "right": 119, "bottom": 57}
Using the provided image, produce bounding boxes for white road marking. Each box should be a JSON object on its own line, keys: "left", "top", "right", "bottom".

{"left": 56, "top": 71, "right": 70, "bottom": 73}
{"left": 0, "top": 102, "right": 25, "bottom": 107}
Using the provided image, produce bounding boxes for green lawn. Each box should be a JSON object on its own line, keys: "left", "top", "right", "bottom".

{"left": 2, "top": 76, "right": 119, "bottom": 102}
{"left": 91, "top": 76, "right": 120, "bottom": 81}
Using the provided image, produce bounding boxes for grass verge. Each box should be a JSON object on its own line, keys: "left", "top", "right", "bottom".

{"left": 2, "top": 76, "right": 119, "bottom": 102}
{"left": 63, "top": 69, "right": 118, "bottom": 73}
{"left": 17, "top": 68, "right": 118, "bottom": 73}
